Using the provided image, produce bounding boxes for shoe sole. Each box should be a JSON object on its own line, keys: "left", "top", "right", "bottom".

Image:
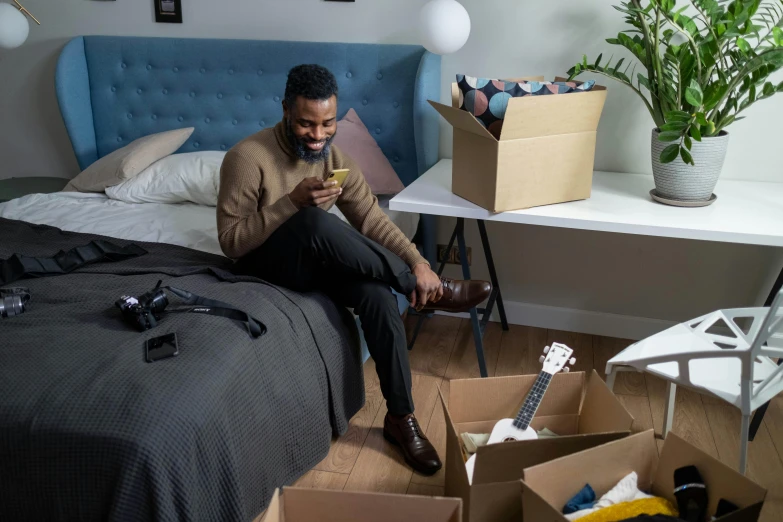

{"left": 383, "top": 430, "right": 442, "bottom": 476}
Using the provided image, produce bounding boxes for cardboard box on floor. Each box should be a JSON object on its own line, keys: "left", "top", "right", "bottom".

{"left": 521, "top": 429, "right": 767, "bottom": 522}
{"left": 430, "top": 76, "right": 607, "bottom": 212}
{"left": 262, "top": 487, "right": 462, "bottom": 522}
{"left": 442, "top": 370, "right": 633, "bottom": 522}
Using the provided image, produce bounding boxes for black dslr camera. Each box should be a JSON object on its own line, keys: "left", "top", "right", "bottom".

{"left": 115, "top": 281, "right": 169, "bottom": 331}
{"left": 0, "top": 287, "right": 30, "bottom": 319}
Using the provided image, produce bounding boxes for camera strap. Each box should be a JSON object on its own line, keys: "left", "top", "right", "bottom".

{"left": 0, "top": 240, "right": 148, "bottom": 285}
{"left": 164, "top": 285, "right": 266, "bottom": 338}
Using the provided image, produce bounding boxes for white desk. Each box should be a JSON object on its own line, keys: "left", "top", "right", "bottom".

{"left": 391, "top": 159, "right": 783, "bottom": 436}
{"left": 391, "top": 159, "right": 783, "bottom": 248}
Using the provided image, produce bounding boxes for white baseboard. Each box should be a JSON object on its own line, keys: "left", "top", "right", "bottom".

{"left": 436, "top": 299, "right": 676, "bottom": 341}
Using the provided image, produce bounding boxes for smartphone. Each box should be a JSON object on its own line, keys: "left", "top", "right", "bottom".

{"left": 145, "top": 332, "right": 179, "bottom": 363}
{"left": 327, "top": 169, "right": 350, "bottom": 188}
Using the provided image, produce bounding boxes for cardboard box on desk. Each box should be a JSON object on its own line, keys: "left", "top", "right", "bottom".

{"left": 442, "top": 370, "right": 633, "bottom": 522}
{"left": 429, "top": 76, "right": 607, "bottom": 212}
{"left": 521, "top": 429, "right": 767, "bottom": 522}
{"left": 262, "top": 487, "right": 462, "bottom": 522}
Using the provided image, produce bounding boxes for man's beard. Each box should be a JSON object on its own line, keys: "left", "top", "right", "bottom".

{"left": 285, "top": 118, "right": 336, "bottom": 164}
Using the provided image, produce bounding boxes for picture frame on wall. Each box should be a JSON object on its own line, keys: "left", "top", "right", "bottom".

{"left": 154, "top": 0, "right": 182, "bottom": 23}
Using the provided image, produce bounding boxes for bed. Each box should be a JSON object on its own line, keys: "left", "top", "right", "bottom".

{"left": 0, "top": 36, "right": 440, "bottom": 522}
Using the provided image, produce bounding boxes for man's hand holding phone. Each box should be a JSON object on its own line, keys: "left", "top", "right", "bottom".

{"left": 289, "top": 176, "right": 342, "bottom": 209}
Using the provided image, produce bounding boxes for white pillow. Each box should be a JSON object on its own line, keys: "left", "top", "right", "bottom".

{"left": 105, "top": 151, "right": 226, "bottom": 206}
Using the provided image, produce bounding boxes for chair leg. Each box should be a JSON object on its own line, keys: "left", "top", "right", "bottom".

{"left": 662, "top": 382, "right": 677, "bottom": 438}
{"left": 739, "top": 413, "right": 750, "bottom": 475}
{"left": 606, "top": 368, "right": 617, "bottom": 392}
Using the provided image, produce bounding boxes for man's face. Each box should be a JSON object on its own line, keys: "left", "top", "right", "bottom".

{"left": 283, "top": 95, "right": 338, "bottom": 163}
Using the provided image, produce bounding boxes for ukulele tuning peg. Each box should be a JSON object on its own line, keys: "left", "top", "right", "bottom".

{"left": 543, "top": 346, "right": 550, "bottom": 354}
{"left": 563, "top": 366, "right": 570, "bottom": 373}
{"left": 569, "top": 357, "right": 576, "bottom": 365}
{"left": 539, "top": 355, "right": 545, "bottom": 363}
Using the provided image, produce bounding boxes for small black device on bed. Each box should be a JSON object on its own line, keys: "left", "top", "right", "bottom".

{"left": 0, "top": 287, "right": 30, "bottom": 319}
{"left": 145, "top": 332, "right": 179, "bottom": 362}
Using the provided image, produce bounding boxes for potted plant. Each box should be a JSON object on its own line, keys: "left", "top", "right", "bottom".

{"left": 568, "top": 0, "right": 783, "bottom": 204}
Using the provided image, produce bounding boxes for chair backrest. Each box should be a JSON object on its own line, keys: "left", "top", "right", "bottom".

{"left": 748, "top": 288, "right": 783, "bottom": 397}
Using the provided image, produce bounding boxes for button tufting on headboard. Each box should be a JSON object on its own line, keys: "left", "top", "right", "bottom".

{"left": 58, "top": 36, "right": 440, "bottom": 189}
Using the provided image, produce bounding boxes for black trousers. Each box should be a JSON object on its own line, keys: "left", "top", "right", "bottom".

{"left": 234, "top": 206, "right": 417, "bottom": 415}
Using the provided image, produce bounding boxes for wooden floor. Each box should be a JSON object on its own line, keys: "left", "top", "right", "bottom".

{"left": 292, "top": 316, "right": 783, "bottom": 522}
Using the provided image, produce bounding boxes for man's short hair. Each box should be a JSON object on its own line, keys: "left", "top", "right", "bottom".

{"left": 284, "top": 64, "right": 339, "bottom": 110}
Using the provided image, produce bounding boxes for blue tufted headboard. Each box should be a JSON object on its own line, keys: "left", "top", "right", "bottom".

{"left": 55, "top": 36, "right": 440, "bottom": 186}
{"left": 55, "top": 35, "right": 440, "bottom": 262}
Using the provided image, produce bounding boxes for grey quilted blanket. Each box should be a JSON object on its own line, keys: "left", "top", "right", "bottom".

{"left": 0, "top": 218, "right": 364, "bottom": 522}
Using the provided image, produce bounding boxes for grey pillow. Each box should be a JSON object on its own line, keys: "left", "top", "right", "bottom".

{"left": 63, "top": 128, "right": 194, "bottom": 192}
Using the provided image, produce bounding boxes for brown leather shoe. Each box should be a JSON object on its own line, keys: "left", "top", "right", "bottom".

{"left": 383, "top": 413, "right": 442, "bottom": 475}
{"left": 420, "top": 278, "right": 491, "bottom": 313}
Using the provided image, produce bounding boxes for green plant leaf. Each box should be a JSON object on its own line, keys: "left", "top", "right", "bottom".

{"left": 583, "top": 54, "right": 588, "bottom": 67}
{"left": 606, "top": 37, "right": 621, "bottom": 45}
{"left": 695, "top": 112, "right": 709, "bottom": 126}
{"left": 685, "top": 85, "right": 704, "bottom": 107}
{"left": 594, "top": 53, "right": 603, "bottom": 68}
{"left": 574, "top": 63, "right": 582, "bottom": 74}
{"left": 660, "top": 144, "right": 681, "bottom": 163}
{"left": 661, "top": 121, "right": 689, "bottom": 131}
{"left": 690, "top": 125, "right": 702, "bottom": 141}
{"left": 658, "top": 131, "right": 683, "bottom": 142}
{"left": 749, "top": 83, "right": 756, "bottom": 102}
{"left": 763, "top": 82, "right": 775, "bottom": 96}
{"left": 773, "top": 27, "right": 783, "bottom": 46}
{"left": 680, "top": 147, "right": 694, "bottom": 165}
{"left": 637, "top": 74, "right": 653, "bottom": 92}
{"left": 665, "top": 110, "right": 692, "bottom": 122}
{"left": 684, "top": 135, "right": 693, "bottom": 150}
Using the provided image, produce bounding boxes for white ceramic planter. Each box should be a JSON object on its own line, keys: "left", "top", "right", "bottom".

{"left": 650, "top": 128, "right": 729, "bottom": 201}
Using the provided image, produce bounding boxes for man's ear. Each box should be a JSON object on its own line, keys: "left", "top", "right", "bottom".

{"left": 282, "top": 100, "right": 290, "bottom": 121}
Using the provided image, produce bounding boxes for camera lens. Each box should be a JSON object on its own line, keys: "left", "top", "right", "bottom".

{"left": 148, "top": 290, "right": 169, "bottom": 314}
{"left": 0, "top": 295, "right": 25, "bottom": 318}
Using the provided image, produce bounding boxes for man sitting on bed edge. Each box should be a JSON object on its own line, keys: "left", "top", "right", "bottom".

{"left": 217, "top": 64, "right": 491, "bottom": 475}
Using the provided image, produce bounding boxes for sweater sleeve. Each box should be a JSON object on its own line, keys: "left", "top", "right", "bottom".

{"left": 336, "top": 158, "right": 428, "bottom": 269}
{"left": 217, "top": 149, "right": 299, "bottom": 259}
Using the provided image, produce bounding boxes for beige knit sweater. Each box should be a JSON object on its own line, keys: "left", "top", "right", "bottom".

{"left": 217, "top": 122, "right": 427, "bottom": 268}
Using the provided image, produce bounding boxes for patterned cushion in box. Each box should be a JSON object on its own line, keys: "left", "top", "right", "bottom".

{"left": 456, "top": 75, "right": 596, "bottom": 139}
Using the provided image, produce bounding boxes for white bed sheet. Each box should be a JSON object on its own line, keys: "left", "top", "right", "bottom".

{"left": 0, "top": 193, "right": 418, "bottom": 257}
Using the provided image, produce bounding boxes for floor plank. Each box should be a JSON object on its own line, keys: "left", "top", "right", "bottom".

{"left": 408, "top": 315, "right": 462, "bottom": 378}
{"left": 546, "top": 329, "right": 594, "bottom": 375}
{"left": 293, "top": 470, "right": 350, "bottom": 490}
{"left": 594, "top": 336, "right": 647, "bottom": 396}
{"left": 343, "top": 374, "right": 442, "bottom": 493}
{"left": 704, "top": 402, "right": 783, "bottom": 522}
{"left": 315, "top": 360, "right": 384, "bottom": 474}
{"left": 406, "top": 483, "right": 446, "bottom": 496}
{"left": 615, "top": 394, "right": 655, "bottom": 435}
{"left": 646, "top": 376, "right": 719, "bottom": 458}
{"left": 410, "top": 380, "right": 449, "bottom": 487}
{"left": 764, "top": 396, "right": 783, "bottom": 465}
{"left": 444, "top": 320, "right": 504, "bottom": 379}
{"left": 494, "top": 324, "right": 548, "bottom": 377}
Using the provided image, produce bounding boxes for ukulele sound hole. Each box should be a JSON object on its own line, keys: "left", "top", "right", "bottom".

{"left": 502, "top": 437, "right": 517, "bottom": 443}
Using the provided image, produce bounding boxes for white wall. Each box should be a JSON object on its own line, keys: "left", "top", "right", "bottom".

{"left": 1, "top": 0, "right": 781, "bottom": 337}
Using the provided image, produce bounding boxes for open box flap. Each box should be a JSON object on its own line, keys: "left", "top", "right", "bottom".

{"left": 282, "top": 487, "right": 462, "bottom": 522}
{"left": 262, "top": 488, "right": 281, "bottom": 522}
{"left": 447, "top": 373, "right": 584, "bottom": 424}
{"left": 521, "top": 430, "right": 659, "bottom": 510}
{"left": 441, "top": 388, "right": 473, "bottom": 506}
{"left": 655, "top": 432, "right": 766, "bottom": 518}
{"left": 472, "top": 431, "right": 629, "bottom": 486}
{"left": 578, "top": 370, "right": 634, "bottom": 433}
{"left": 429, "top": 101, "right": 497, "bottom": 141}
{"left": 521, "top": 480, "right": 571, "bottom": 521}
{"left": 499, "top": 87, "right": 607, "bottom": 141}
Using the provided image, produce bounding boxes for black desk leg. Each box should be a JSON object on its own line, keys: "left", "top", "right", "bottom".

{"left": 408, "top": 218, "right": 508, "bottom": 379}
{"left": 748, "top": 266, "right": 783, "bottom": 441}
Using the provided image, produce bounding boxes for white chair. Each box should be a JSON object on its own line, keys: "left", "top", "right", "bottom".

{"left": 605, "top": 288, "right": 783, "bottom": 474}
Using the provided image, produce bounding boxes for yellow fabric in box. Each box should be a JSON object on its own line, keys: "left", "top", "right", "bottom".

{"left": 575, "top": 497, "right": 678, "bottom": 522}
